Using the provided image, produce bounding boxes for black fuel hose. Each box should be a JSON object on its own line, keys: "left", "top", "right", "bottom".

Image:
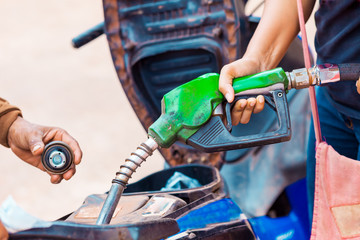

{"left": 339, "top": 63, "right": 360, "bottom": 81}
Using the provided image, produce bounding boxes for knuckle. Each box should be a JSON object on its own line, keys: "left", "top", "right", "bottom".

{"left": 240, "top": 118, "right": 250, "bottom": 124}
{"left": 232, "top": 120, "right": 239, "bottom": 126}
{"left": 239, "top": 99, "right": 247, "bottom": 107}
{"left": 220, "top": 64, "right": 231, "bottom": 74}
{"left": 57, "top": 128, "right": 67, "bottom": 135}
{"left": 234, "top": 100, "right": 243, "bottom": 109}
{"left": 240, "top": 112, "right": 251, "bottom": 124}
{"left": 218, "top": 84, "right": 226, "bottom": 92}
{"left": 245, "top": 104, "right": 254, "bottom": 110}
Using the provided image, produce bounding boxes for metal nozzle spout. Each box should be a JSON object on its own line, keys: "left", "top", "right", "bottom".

{"left": 96, "top": 137, "right": 158, "bottom": 225}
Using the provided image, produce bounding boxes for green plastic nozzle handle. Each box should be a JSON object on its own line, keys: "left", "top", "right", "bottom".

{"left": 148, "top": 68, "right": 289, "bottom": 149}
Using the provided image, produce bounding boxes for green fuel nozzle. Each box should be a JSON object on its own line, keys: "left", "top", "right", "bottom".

{"left": 97, "top": 67, "right": 292, "bottom": 224}
{"left": 148, "top": 63, "right": 342, "bottom": 150}
{"left": 148, "top": 67, "right": 293, "bottom": 150}
{"left": 97, "top": 65, "right": 339, "bottom": 224}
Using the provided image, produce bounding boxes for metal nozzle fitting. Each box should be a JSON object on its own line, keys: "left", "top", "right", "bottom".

{"left": 286, "top": 68, "right": 312, "bottom": 90}
{"left": 310, "top": 64, "right": 340, "bottom": 85}
{"left": 287, "top": 64, "right": 340, "bottom": 90}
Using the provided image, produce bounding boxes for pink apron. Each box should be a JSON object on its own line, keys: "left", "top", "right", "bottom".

{"left": 311, "top": 142, "right": 360, "bottom": 239}
{"left": 296, "top": 1, "right": 360, "bottom": 238}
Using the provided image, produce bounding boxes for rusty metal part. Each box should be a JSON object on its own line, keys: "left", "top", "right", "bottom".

{"left": 96, "top": 137, "right": 158, "bottom": 225}
{"left": 165, "top": 143, "right": 224, "bottom": 169}
{"left": 72, "top": 22, "right": 105, "bottom": 49}
{"left": 102, "top": 0, "right": 242, "bottom": 168}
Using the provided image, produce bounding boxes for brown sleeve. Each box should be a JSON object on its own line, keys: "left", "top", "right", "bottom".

{"left": 0, "top": 97, "right": 22, "bottom": 147}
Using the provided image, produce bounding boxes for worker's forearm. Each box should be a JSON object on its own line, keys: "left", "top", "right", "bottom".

{"left": 244, "top": 0, "right": 315, "bottom": 71}
{"left": 0, "top": 98, "right": 22, "bottom": 147}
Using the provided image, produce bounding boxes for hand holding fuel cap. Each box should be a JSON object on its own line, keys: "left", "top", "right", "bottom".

{"left": 42, "top": 141, "right": 74, "bottom": 175}
{"left": 7, "top": 117, "right": 82, "bottom": 184}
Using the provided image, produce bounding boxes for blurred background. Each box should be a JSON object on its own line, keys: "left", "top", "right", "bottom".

{"left": 0, "top": 0, "right": 316, "bottom": 221}
{"left": 0, "top": 0, "right": 165, "bottom": 221}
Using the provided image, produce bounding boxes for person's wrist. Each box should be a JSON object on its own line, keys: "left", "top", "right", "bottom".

{"left": 243, "top": 45, "right": 283, "bottom": 72}
{"left": 7, "top": 116, "right": 23, "bottom": 146}
{"left": 240, "top": 54, "right": 264, "bottom": 73}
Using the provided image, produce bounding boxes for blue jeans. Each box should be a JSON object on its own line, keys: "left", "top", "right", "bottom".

{"left": 307, "top": 86, "right": 360, "bottom": 225}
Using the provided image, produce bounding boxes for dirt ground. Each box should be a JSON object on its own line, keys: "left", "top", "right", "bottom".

{"left": 0, "top": 0, "right": 317, "bottom": 222}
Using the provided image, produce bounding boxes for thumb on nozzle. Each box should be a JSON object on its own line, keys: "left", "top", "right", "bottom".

{"left": 225, "top": 93, "right": 232, "bottom": 102}
{"left": 224, "top": 85, "right": 235, "bottom": 103}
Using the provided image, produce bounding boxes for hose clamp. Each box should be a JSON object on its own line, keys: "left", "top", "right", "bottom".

{"left": 316, "top": 64, "right": 340, "bottom": 85}
{"left": 310, "top": 65, "right": 320, "bottom": 86}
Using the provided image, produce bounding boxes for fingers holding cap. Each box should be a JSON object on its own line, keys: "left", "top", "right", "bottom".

{"left": 44, "top": 128, "right": 83, "bottom": 166}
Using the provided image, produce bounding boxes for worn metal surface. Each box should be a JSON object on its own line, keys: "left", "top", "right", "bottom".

{"left": 102, "top": 0, "right": 245, "bottom": 168}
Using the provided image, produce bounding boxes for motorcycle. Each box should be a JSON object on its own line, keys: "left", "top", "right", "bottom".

{"left": 9, "top": 0, "right": 312, "bottom": 239}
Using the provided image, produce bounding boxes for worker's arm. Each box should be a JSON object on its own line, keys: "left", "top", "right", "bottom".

{"left": 0, "top": 98, "right": 22, "bottom": 147}
{"left": 0, "top": 98, "right": 82, "bottom": 184}
{"left": 219, "top": 0, "right": 315, "bottom": 125}
{"left": 7, "top": 116, "right": 83, "bottom": 184}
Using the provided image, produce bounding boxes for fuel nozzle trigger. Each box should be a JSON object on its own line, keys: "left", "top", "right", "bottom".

{"left": 187, "top": 89, "right": 291, "bottom": 152}
{"left": 224, "top": 94, "right": 276, "bottom": 132}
